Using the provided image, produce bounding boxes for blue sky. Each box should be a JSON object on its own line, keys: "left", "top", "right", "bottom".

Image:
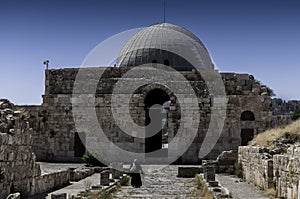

{"left": 0, "top": 0, "right": 299, "bottom": 104}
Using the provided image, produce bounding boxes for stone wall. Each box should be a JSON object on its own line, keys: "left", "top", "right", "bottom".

{"left": 273, "top": 146, "right": 300, "bottom": 199}
{"left": 272, "top": 98, "right": 300, "bottom": 115}
{"left": 239, "top": 146, "right": 300, "bottom": 199}
{"left": 31, "top": 170, "right": 70, "bottom": 196}
{"left": 19, "top": 67, "right": 273, "bottom": 163}
{"left": 1, "top": 99, "right": 96, "bottom": 198}
{"left": 272, "top": 115, "right": 292, "bottom": 128}
{"left": 238, "top": 146, "right": 273, "bottom": 190}
{"left": 0, "top": 99, "right": 41, "bottom": 199}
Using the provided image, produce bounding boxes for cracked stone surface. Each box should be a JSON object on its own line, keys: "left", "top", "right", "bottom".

{"left": 113, "top": 165, "right": 200, "bottom": 199}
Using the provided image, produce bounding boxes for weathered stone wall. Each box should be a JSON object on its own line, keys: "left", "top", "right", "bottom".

{"left": 0, "top": 99, "right": 41, "bottom": 199}
{"left": 239, "top": 146, "right": 300, "bottom": 199}
{"left": 238, "top": 146, "right": 273, "bottom": 190}
{"left": 31, "top": 170, "right": 70, "bottom": 196}
{"left": 272, "top": 98, "right": 300, "bottom": 115}
{"left": 273, "top": 146, "right": 300, "bottom": 199}
{"left": 1, "top": 99, "right": 96, "bottom": 198}
{"left": 272, "top": 115, "right": 292, "bottom": 128}
{"left": 23, "top": 67, "right": 272, "bottom": 163}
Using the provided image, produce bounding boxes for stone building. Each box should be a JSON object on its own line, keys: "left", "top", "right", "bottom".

{"left": 20, "top": 23, "right": 273, "bottom": 164}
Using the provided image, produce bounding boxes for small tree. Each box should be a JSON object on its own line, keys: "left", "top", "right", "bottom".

{"left": 291, "top": 109, "right": 300, "bottom": 120}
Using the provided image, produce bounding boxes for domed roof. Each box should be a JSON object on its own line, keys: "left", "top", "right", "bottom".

{"left": 116, "top": 23, "right": 214, "bottom": 71}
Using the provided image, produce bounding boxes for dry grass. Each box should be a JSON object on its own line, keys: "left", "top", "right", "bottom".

{"left": 265, "top": 188, "right": 276, "bottom": 197}
{"left": 193, "top": 174, "right": 214, "bottom": 199}
{"left": 249, "top": 120, "right": 300, "bottom": 147}
{"left": 78, "top": 190, "right": 113, "bottom": 199}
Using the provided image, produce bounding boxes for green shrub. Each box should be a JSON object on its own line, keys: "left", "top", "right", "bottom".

{"left": 120, "top": 175, "right": 131, "bottom": 186}
{"left": 82, "top": 151, "right": 107, "bottom": 167}
{"left": 234, "top": 163, "right": 244, "bottom": 179}
{"left": 291, "top": 109, "right": 300, "bottom": 121}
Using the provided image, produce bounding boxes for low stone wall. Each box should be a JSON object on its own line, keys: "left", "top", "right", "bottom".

{"left": 273, "top": 146, "right": 300, "bottom": 199}
{"left": 238, "top": 146, "right": 273, "bottom": 190}
{"left": 70, "top": 168, "right": 95, "bottom": 182}
{"left": 239, "top": 146, "right": 300, "bottom": 199}
{"left": 32, "top": 170, "right": 70, "bottom": 196}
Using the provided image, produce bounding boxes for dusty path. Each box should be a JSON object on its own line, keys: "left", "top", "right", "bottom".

{"left": 30, "top": 163, "right": 272, "bottom": 199}
{"left": 114, "top": 165, "right": 199, "bottom": 199}
{"left": 216, "top": 174, "right": 271, "bottom": 199}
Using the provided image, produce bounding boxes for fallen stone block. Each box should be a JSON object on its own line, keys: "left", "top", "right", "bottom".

{"left": 177, "top": 166, "right": 202, "bottom": 178}
{"left": 51, "top": 193, "right": 67, "bottom": 199}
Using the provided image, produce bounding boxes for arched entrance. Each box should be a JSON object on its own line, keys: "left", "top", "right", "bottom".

{"left": 144, "top": 88, "right": 170, "bottom": 153}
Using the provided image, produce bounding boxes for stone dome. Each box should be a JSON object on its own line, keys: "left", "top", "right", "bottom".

{"left": 116, "top": 23, "right": 214, "bottom": 71}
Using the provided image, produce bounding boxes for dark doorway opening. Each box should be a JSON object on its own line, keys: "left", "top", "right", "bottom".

{"left": 144, "top": 89, "right": 170, "bottom": 153}
{"left": 241, "top": 128, "right": 254, "bottom": 146}
{"left": 164, "top": 60, "right": 169, "bottom": 66}
{"left": 74, "top": 132, "right": 86, "bottom": 157}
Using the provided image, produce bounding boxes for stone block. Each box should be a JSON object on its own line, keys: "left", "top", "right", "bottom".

{"left": 51, "top": 193, "right": 67, "bottom": 199}
{"left": 100, "top": 170, "right": 110, "bottom": 186}
{"left": 203, "top": 165, "right": 215, "bottom": 182}
{"left": 177, "top": 166, "right": 202, "bottom": 178}
{"left": 208, "top": 181, "right": 219, "bottom": 187}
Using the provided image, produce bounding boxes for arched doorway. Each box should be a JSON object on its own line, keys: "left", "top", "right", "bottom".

{"left": 144, "top": 89, "right": 170, "bottom": 153}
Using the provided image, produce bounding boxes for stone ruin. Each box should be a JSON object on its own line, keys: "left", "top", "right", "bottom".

{"left": 0, "top": 99, "right": 41, "bottom": 198}
{"left": 12, "top": 22, "right": 279, "bottom": 164}
{"left": 17, "top": 68, "right": 273, "bottom": 164}
{"left": 272, "top": 98, "right": 300, "bottom": 115}
{"left": 239, "top": 145, "right": 300, "bottom": 199}
{"left": 0, "top": 99, "right": 97, "bottom": 199}
{"left": 2, "top": 22, "right": 299, "bottom": 198}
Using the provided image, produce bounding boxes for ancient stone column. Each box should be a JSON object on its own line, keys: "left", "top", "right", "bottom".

{"left": 203, "top": 165, "right": 215, "bottom": 182}
{"left": 100, "top": 170, "right": 110, "bottom": 186}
